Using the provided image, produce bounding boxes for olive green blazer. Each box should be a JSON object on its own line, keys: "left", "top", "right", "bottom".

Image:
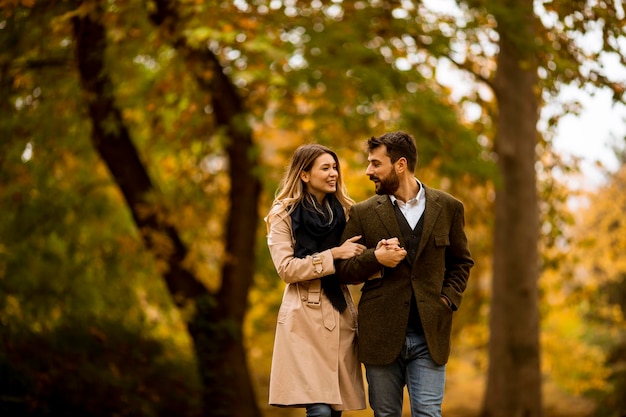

{"left": 336, "top": 186, "right": 474, "bottom": 366}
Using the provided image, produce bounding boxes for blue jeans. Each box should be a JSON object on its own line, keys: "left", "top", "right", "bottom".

{"left": 365, "top": 329, "right": 446, "bottom": 417}
{"left": 306, "top": 403, "right": 342, "bottom": 417}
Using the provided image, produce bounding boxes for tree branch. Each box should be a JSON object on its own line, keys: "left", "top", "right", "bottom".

{"left": 71, "top": 1, "right": 207, "bottom": 306}
{"left": 447, "top": 55, "right": 495, "bottom": 92}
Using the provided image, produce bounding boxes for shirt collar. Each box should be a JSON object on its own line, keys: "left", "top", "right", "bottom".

{"left": 390, "top": 178, "right": 423, "bottom": 206}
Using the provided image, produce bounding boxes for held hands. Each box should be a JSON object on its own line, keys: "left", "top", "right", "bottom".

{"left": 374, "top": 237, "right": 407, "bottom": 267}
{"left": 331, "top": 235, "right": 366, "bottom": 260}
{"left": 375, "top": 237, "right": 401, "bottom": 250}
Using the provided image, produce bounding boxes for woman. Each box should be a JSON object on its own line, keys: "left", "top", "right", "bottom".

{"left": 265, "top": 144, "right": 366, "bottom": 417}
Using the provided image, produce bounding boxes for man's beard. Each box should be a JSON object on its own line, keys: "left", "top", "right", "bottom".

{"left": 372, "top": 169, "right": 400, "bottom": 195}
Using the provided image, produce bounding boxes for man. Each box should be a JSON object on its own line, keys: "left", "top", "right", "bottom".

{"left": 336, "top": 131, "right": 474, "bottom": 417}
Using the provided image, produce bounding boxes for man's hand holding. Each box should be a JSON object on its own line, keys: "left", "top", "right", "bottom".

{"left": 374, "top": 237, "right": 406, "bottom": 267}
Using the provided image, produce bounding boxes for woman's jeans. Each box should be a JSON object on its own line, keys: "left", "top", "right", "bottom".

{"left": 306, "top": 403, "right": 342, "bottom": 417}
{"left": 365, "top": 329, "right": 446, "bottom": 417}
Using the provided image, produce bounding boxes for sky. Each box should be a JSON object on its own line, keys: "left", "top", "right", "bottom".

{"left": 420, "top": 0, "right": 626, "bottom": 191}
{"left": 552, "top": 87, "right": 625, "bottom": 190}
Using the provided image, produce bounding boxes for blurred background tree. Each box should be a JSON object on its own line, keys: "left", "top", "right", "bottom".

{"left": 1, "top": 1, "right": 624, "bottom": 417}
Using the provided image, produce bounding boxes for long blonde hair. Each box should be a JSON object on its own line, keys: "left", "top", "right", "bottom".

{"left": 272, "top": 144, "right": 355, "bottom": 214}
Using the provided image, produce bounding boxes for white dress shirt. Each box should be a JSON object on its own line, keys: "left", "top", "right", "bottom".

{"left": 389, "top": 178, "right": 425, "bottom": 229}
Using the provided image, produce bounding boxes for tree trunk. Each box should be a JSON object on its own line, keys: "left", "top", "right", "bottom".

{"left": 147, "top": 1, "right": 263, "bottom": 413}
{"left": 72, "top": 3, "right": 261, "bottom": 416}
{"left": 483, "top": 2, "right": 542, "bottom": 417}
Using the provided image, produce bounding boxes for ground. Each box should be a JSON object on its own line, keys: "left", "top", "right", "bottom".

{"left": 257, "top": 371, "right": 596, "bottom": 417}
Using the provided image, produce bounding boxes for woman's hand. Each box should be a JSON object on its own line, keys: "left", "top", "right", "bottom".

{"left": 331, "top": 235, "right": 366, "bottom": 260}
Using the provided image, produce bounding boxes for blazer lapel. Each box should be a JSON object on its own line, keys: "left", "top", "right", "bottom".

{"left": 373, "top": 195, "right": 406, "bottom": 248}
{"left": 415, "top": 187, "right": 442, "bottom": 259}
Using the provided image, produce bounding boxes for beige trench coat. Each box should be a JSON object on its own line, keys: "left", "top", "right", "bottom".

{"left": 265, "top": 202, "right": 366, "bottom": 411}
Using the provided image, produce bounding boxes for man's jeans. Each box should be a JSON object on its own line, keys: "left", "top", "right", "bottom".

{"left": 366, "top": 329, "right": 446, "bottom": 417}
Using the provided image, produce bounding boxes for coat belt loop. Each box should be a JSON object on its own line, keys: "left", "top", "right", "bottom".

{"left": 307, "top": 279, "right": 321, "bottom": 305}
{"left": 306, "top": 279, "right": 335, "bottom": 330}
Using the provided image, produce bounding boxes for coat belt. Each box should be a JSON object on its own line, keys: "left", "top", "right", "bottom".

{"left": 306, "top": 280, "right": 336, "bottom": 331}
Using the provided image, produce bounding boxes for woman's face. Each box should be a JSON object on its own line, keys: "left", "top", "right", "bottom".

{"left": 301, "top": 153, "right": 338, "bottom": 203}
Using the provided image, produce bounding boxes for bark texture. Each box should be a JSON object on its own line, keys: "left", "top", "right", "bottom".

{"left": 483, "top": 2, "right": 543, "bottom": 417}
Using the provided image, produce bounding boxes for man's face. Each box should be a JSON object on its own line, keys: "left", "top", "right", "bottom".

{"left": 366, "top": 145, "right": 399, "bottom": 195}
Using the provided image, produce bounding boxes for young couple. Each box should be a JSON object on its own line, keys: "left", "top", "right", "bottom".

{"left": 265, "top": 131, "right": 474, "bottom": 417}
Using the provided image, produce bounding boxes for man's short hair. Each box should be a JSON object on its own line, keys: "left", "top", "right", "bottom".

{"left": 367, "top": 131, "right": 418, "bottom": 172}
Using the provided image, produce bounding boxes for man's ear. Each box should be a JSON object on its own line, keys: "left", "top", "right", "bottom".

{"left": 395, "top": 157, "right": 407, "bottom": 173}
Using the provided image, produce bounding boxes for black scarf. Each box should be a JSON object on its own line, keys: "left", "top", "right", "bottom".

{"left": 291, "top": 195, "right": 348, "bottom": 313}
